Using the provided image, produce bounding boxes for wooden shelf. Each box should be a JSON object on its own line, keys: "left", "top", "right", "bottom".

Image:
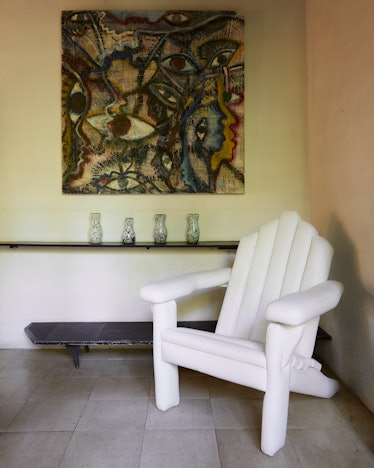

{"left": 0, "top": 241, "right": 239, "bottom": 250}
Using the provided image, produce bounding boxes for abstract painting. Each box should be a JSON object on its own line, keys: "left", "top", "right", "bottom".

{"left": 61, "top": 10, "right": 244, "bottom": 194}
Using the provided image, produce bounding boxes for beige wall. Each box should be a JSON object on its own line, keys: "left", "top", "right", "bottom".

{"left": 307, "top": 0, "right": 374, "bottom": 412}
{"left": 0, "top": 0, "right": 308, "bottom": 347}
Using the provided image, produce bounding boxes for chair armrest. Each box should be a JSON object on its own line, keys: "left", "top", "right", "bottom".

{"left": 266, "top": 280, "right": 343, "bottom": 326}
{"left": 140, "top": 268, "right": 232, "bottom": 304}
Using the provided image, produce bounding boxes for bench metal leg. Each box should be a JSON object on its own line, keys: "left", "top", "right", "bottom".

{"left": 65, "top": 344, "right": 81, "bottom": 368}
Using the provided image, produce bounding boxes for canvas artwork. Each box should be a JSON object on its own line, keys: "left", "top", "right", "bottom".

{"left": 61, "top": 10, "right": 245, "bottom": 194}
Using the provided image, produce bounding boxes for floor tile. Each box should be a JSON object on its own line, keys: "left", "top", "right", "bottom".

{"left": 288, "top": 396, "right": 349, "bottom": 428}
{"left": 146, "top": 399, "right": 215, "bottom": 430}
{"left": 28, "top": 377, "right": 96, "bottom": 402}
{"left": 0, "top": 358, "right": 54, "bottom": 380}
{"left": 333, "top": 392, "right": 374, "bottom": 428}
{"left": 179, "top": 373, "right": 210, "bottom": 399}
{"left": 0, "top": 350, "right": 21, "bottom": 371}
{"left": 289, "top": 425, "right": 374, "bottom": 467}
{"left": 73, "top": 348, "right": 111, "bottom": 361}
{"left": 211, "top": 397, "right": 262, "bottom": 428}
{"left": 46, "top": 361, "right": 105, "bottom": 379}
{"left": 89, "top": 376, "right": 151, "bottom": 400}
{"left": 58, "top": 429, "right": 143, "bottom": 468}
{"left": 0, "top": 350, "right": 21, "bottom": 361}
{"left": 0, "top": 376, "right": 40, "bottom": 401}
{"left": 49, "top": 355, "right": 153, "bottom": 379}
{"left": 0, "top": 402, "right": 25, "bottom": 431}
{"left": 5, "top": 400, "right": 86, "bottom": 432}
{"left": 0, "top": 432, "right": 71, "bottom": 468}
{"left": 208, "top": 377, "right": 264, "bottom": 398}
{"left": 356, "top": 426, "right": 374, "bottom": 453}
{"left": 103, "top": 347, "right": 153, "bottom": 360}
{"left": 216, "top": 428, "right": 303, "bottom": 467}
{"left": 140, "top": 429, "right": 220, "bottom": 468}
{"left": 76, "top": 399, "right": 148, "bottom": 432}
{"left": 17, "top": 348, "right": 69, "bottom": 361}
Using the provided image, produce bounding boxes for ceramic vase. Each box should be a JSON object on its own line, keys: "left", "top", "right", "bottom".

{"left": 187, "top": 213, "right": 200, "bottom": 244}
{"left": 89, "top": 212, "right": 103, "bottom": 244}
{"left": 122, "top": 217, "right": 136, "bottom": 244}
{"left": 153, "top": 214, "right": 167, "bottom": 244}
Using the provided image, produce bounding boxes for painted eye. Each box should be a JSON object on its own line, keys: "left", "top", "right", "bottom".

{"left": 105, "top": 174, "right": 140, "bottom": 191}
{"left": 161, "top": 54, "right": 200, "bottom": 74}
{"left": 164, "top": 11, "right": 191, "bottom": 25}
{"left": 69, "top": 82, "right": 87, "bottom": 123}
{"left": 196, "top": 118, "right": 208, "bottom": 142}
{"left": 209, "top": 49, "right": 237, "bottom": 69}
{"left": 88, "top": 114, "right": 155, "bottom": 141}
{"left": 110, "top": 115, "right": 155, "bottom": 141}
{"left": 149, "top": 83, "right": 180, "bottom": 109}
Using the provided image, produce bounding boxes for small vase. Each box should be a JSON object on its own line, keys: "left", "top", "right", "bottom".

{"left": 89, "top": 212, "right": 103, "bottom": 244}
{"left": 187, "top": 213, "right": 200, "bottom": 244}
{"left": 153, "top": 214, "right": 167, "bottom": 244}
{"left": 122, "top": 217, "right": 136, "bottom": 244}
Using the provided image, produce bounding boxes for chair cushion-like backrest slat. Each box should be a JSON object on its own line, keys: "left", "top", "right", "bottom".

{"left": 232, "top": 219, "right": 280, "bottom": 338}
{"left": 300, "top": 236, "right": 333, "bottom": 291}
{"left": 250, "top": 212, "right": 302, "bottom": 342}
{"left": 217, "top": 218, "right": 280, "bottom": 339}
{"left": 280, "top": 221, "right": 317, "bottom": 296}
{"left": 215, "top": 232, "right": 258, "bottom": 336}
{"left": 294, "top": 235, "right": 334, "bottom": 356}
{"left": 216, "top": 212, "right": 334, "bottom": 356}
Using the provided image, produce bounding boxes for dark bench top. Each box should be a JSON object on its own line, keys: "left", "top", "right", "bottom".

{"left": 24, "top": 321, "right": 218, "bottom": 345}
{"left": 25, "top": 321, "right": 156, "bottom": 346}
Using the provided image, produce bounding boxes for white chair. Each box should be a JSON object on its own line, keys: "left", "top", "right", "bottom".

{"left": 140, "top": 211, "right": 343, "bottom": 456}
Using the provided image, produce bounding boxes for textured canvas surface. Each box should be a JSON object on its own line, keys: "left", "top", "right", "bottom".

{"left": 61, "top": 10, "right": 244, "bottom": 194}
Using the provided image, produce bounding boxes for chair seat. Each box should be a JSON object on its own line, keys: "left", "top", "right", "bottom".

{"left": 162, "top": 327, "right": 266, "bottom": 367}
{"left": 162, "top": 327, "right": 323, "bottom": 372}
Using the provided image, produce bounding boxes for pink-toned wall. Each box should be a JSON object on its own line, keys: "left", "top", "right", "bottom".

{"left": 307, "top": 0, "right": 374, "bottom": 412}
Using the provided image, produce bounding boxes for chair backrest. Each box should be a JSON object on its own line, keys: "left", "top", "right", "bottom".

{"left": 215, "top": 211, "right": 333, "bottom": 357}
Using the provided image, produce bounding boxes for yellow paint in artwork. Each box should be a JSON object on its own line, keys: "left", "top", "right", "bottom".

{"left": 211, "top": 77, "right": 236, "bottom": 172}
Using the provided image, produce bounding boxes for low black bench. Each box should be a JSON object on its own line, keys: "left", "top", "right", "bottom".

{"left": 24, "top": 321, "right": 217, "bottom": 368}
{"left": 24, "top": 321, "right": 331, "bottom": 368}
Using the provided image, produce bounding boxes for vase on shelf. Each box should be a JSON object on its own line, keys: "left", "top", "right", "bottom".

{"left": 153, "top": 214, "right": 167, "bottom": 244}
{"left": 187, "top": 213, "right": 200, "bottom": 244}
{"left": 122, "top": 217, "right": 136, "bottom": 244}
{"left": 88, "top": 212, "right": 103, "bottom": 244}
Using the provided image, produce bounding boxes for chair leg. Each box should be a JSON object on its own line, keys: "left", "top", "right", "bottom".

{"left": 261, "top": 365, "right": 290, "bottom": 456}
{"left": 152, "top": 301, "right": 180, "bottom": 411}
{"left": 154, "top": 358, "right": 180, "bottom": 411}
{"left": 261, "top": 323, "right": 304, "bottom": 456}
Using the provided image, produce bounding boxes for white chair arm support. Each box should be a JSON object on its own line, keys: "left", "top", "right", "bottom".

{"left": 266, "top": 280, "right": 343, "bottom": 326}
{"left": 140, "top": 268, "right": 232, "bottom": 304}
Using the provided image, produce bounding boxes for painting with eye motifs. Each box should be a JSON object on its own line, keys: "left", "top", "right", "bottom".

{"left": 61, "top": 10, "right": 244, "bottom": 194}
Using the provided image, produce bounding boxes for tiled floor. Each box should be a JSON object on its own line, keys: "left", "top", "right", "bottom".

{"left": 0, "top": 347, "right": 373, "bottom": 468}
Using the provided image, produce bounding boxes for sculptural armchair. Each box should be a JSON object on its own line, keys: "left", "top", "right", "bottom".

{"left": 140, "top": 211, "right": 343, "bottom": 456}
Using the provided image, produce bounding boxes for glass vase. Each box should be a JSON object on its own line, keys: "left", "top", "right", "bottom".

{"left": 153, "top": 214, "right": 167, "bottom": 244}
{"left": 122, "top": 217, "right": 136, "bottom": 244}
{"left": 88, "top": 212, "right": 103, "bottom": 244}
{"left": 187, "top": 213, "right": 200, "bottom": 244}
